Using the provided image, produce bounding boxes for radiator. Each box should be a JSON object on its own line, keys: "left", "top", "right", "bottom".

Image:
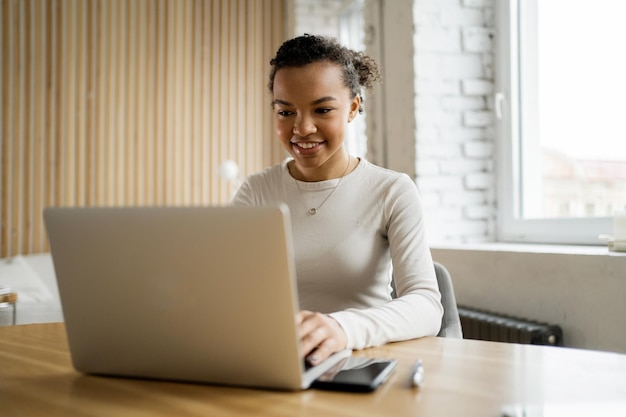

{"left": 458, "top": 306, "right": 563, "bottom": 346}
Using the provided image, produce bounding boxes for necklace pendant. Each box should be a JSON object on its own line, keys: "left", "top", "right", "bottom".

{"left": 308, "top": 208, "right": 317, "bottom": 215}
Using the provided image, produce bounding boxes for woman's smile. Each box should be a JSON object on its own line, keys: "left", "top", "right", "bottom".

{"left": 291, "top": 141, "right": 325, "bottom": 154}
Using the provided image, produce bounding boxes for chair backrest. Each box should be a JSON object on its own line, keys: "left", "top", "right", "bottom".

{"left": 433, "top": 261, "right": 463, "bottom": 338}
{"left": 390, "top": 261, "right": 463, "bottom": 338}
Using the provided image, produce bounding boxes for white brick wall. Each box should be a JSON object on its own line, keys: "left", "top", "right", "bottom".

{"left": 414, "top": 0, "right": 496, "bottom": 244}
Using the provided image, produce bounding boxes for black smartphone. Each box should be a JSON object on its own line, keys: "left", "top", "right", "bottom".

{"left": 310, "top": 357, "right": 398, "bottom": 392}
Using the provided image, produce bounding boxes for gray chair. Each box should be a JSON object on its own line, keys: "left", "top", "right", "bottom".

{"left": 391, "top": 261, "right": 463, "bottom": 338}
{"left": 433, "top": 261, "right": 463, "bottom": 338}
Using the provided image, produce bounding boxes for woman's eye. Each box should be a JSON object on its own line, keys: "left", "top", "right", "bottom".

{"left": 316, "top": 108, "right": 332, "bottom": 114}
{"left": 277, "top": 110, "right": 293, "bottom": 117}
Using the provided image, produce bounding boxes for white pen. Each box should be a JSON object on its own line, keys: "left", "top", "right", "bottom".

{"left": 411, "top": 359, "right": 424, "bottom": 387}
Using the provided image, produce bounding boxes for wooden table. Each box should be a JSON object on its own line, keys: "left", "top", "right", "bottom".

{"left": 2, "top": 323, "right": 626, "bottom": 416}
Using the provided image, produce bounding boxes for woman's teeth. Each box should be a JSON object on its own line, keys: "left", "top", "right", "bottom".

{"left": 294, "top": 142, "right": 318, "bottom": 149}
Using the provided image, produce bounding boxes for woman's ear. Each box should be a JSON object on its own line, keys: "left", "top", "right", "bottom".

{"left": 348, "top": 96, "right": 361, "bottom": 122}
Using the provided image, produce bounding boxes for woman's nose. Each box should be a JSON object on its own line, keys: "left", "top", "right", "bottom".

{"left": 293, "top": 116, "right": 317, "bottom": 136}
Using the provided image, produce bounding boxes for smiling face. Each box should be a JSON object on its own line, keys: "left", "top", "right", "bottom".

{"left": 272, "top": 61, "right": 360, "bottom": 181}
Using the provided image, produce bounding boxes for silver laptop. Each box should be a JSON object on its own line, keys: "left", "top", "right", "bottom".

{"left": 43, "top": 205, "right": 350, "bottom": 390}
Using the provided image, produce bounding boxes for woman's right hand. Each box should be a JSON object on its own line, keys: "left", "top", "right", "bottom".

{"left": 296, "top": 310, "right": 348, "bottom": 366}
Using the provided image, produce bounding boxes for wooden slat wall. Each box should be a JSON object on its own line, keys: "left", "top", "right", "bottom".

{"left": 0, "top": 0, "right": 285, "bottom": 258}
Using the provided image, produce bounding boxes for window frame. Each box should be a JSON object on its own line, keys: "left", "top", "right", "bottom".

{"left": 495, "top": 0, "right": 612, "bottom": 245}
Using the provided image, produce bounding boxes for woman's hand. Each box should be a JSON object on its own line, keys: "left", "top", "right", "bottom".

{"left": 296, "top": 310, "right": 348, "bottom": 366}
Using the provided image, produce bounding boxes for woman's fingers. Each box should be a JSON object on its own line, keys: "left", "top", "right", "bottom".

{"left": 296, "top": 311, "right": 347, "bottom": 365}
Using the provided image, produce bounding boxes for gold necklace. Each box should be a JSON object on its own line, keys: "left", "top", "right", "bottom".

{"left": 293, "top": 158, "right": 351, "bottom": 216}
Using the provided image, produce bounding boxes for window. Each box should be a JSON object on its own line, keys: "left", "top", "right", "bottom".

{"left": 496, "top": 0, "right": 624, "bottom": 244}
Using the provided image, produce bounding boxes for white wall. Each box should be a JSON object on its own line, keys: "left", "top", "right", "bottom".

{"left": 432, "top": 245, "right": 626, "bottom": 354}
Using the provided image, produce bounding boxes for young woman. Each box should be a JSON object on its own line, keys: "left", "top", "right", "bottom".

{"left": 232, "top": 34, "right": 443, "bottom": 366}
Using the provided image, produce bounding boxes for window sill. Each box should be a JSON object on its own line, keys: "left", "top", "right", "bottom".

{"left": 430, "top": 242, "right": 626, "bottom": 257}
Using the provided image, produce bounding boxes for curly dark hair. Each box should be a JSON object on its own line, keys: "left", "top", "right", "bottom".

{"left": 268, "top": 34, "right": 381, "bottom": 113}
